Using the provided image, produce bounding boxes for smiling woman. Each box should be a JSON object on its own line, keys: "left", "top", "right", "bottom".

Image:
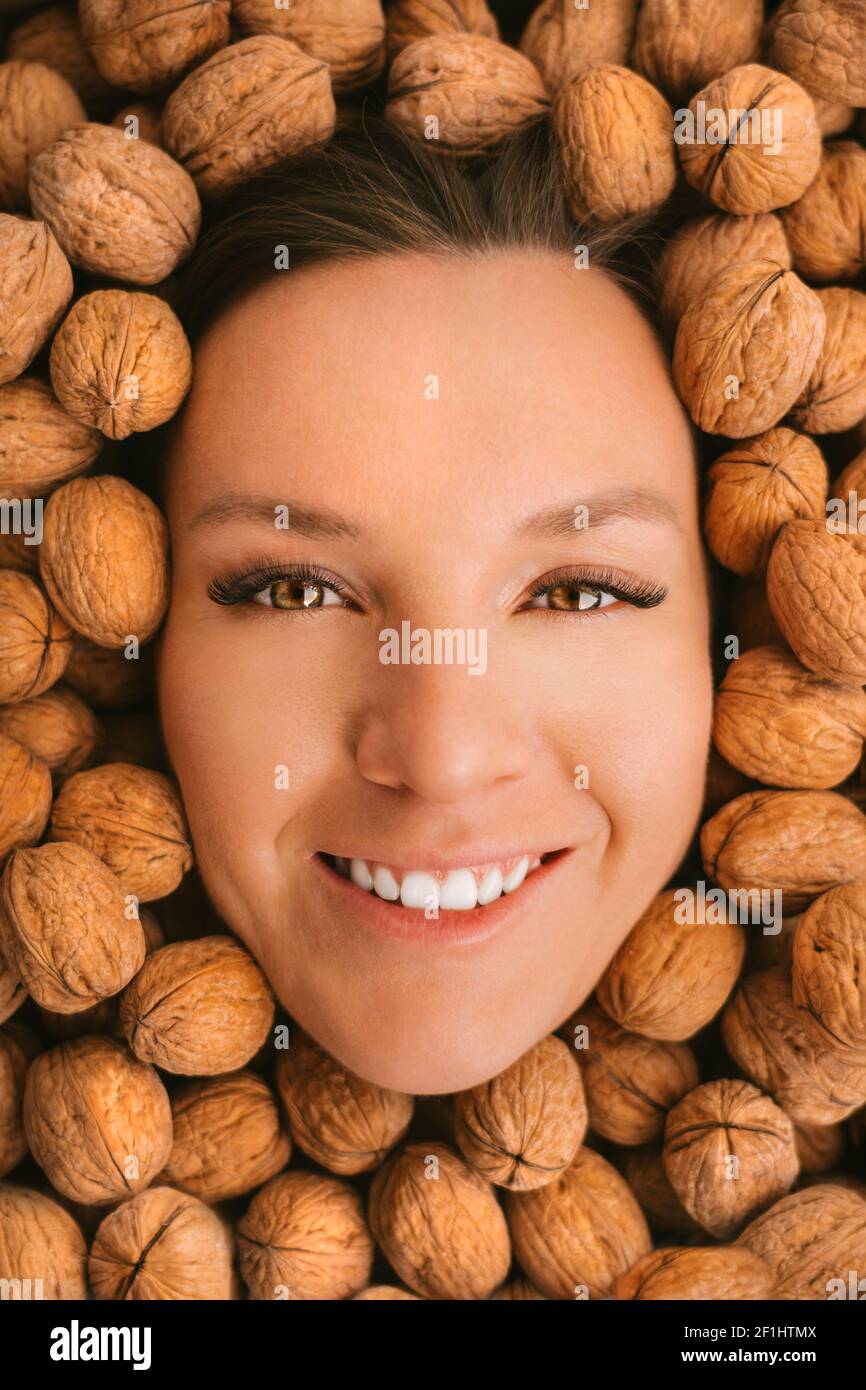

{"left": 152, "top": 111, "right": 714, "bottom": 1094}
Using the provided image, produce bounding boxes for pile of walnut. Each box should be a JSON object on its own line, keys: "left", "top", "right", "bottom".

{"left": 1, "top": 0, "right": 866, "bottom": 1301}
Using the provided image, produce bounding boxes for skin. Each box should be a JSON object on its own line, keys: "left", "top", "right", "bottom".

{"left": 158, "top": 250, "right": 714, "bottom": 1095}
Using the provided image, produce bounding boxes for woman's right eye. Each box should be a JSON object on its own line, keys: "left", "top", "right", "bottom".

{"left": 252, "top": 579, "right": 347, "bottom": 610}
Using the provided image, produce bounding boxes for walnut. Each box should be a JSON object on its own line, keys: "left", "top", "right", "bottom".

{"left": 0, "top": 930, "right": 27, "bottom": 1025}
{"left": 162, "top": 36, "right": 337, "bottom": 199}
{"left": 702, "top": 789, "right": 866, "bottom": 915}
{"left": 0, "top": 683, "right": 100, "bottom": 780}
{"left": 160, "top": 1070, "right": 290, "bottom": 1204}
{"left": 703, "top": 745, "right": 760, "bottom": 821}
{"left": 49, "top": 291, "right": 192, "bottom": 441}
{"left": 783, "top": 142, "right": 866, "bottom": 285}
{"left": 0, "top": 533, "right": 39, "bottom": 578}
{"left": 39, "top": 475, "right": 169, "bottom": 648}
{"left": 238, "top": 1169, "right": 374, "bottom": 1300}
{"left": 64, "top": 632, "right": 154, "bottom": 710}
{"left": 812, "top": 98, "right": 855, "bottom": 137}
{"left": 79, "top": 0, "right": 231, "bottom": 95}
{"left": 703, "top": 428, "right": 828, "bottom": 578}
{"left": 624, "top": 1145, "right": 703, "bottom": 1236}
{"left": 353, "top": 1284, "right": 421, "bottom": 1300}
{"left": 713, "top": 645, "right": 866, "bottom": 790}
{"left": 6, "top": 6, "right": 116, "bottom": 115}
{"left": 38, "top": 996, "right": 119, "bottom": 1042}
{"left": 657, "top": 211, "right": 791, "bottom": 333}
{"left": 23, "top": 1034, "right": 173, "bottom": 1204}
{"left": 0, "top": 1025, "right": 29, "bottom": 1176}
{"left": 368, "top": 1140, "right": 511, "bottom": 1300}
{"left": 0, "top": 1184, "right": 88, "bottom": 1297}
{"left": 678, "top": 65, "right": 821, "bottom": 215}
{"left": 790, "top": 288, "right": 866, "bottom": 435}
{"left": 663, "top": 1078, "right": 800, "bottom": 1238}
{"left": 386, "top": 0, "right": 499, "bottom": 65}
{"left": 119, "top": 935, "right": 275, "bottom": 1074}
{"left": 0, "top": 732, "right": 52, "bottom": 868}
{"left": 595, "top": 889, "right": 746, "bottom": 1042}
{"left": 233, "top": 0, "right": 386, "bottom": 94}
{"left": 505, "top": 1145, "right": 650, "bottom": 1300}
{"left": 612, "top": 1244, "right": 772, "bottom": 1300}
{"left": 98, "top": 710, "right": 165, "bottom": 770}
{"left": 554, "top": 64, "right": 676, "bottom": 225}
{"left": 49, "top": 761, "right": 191, "bottom": 901}
{"left": 770, "top": 0, "right": 866, "bottom": 107}
{"left": 558, "top": 1001, "right": 696, "bottom": 1147}
{"left": 0, "top": 61, "right": 86, "bottom": 212}
{"left": 793, "top": 1120, "right": 846, "bottom": 1175}
{"left": 735, "top": 1182, "right": 866, "bottom": 1298}
{"left": 0, "top": 841, "right": 145, "bottom": 1014}
{"left": 722, "top": 966, "right": 866, "bottom": 1125}
{"left": 452, "top": 1032, "right": 587, "bottom": 1188}
{"left": 29, "top": 123, "right": 201, "bottom": 285}
{"left": 110, "top": 101, "right": 164, "bottom": 148}
{"left": 0, "top": 376, "right": 102, "bottom": 500}
{"left": 672, "top": 260, "right": 825, "bottom": 438}
{"left": 0, "top": 214, "right": 72, "bottom": 385}
{"left": 0, "top": 570, "right": 71, "bottom": 704}
{"left": 273, "top": 1026, "right": 412, "bottom": 1176}
{"left": 492, "top": 1277, "right": 546, "bottom": 1300}
{"left": 747, "top": 911, "right": 800, "bottom": 974}
{"left": 631, "top": 0, "right": 763, "bottom": 106}
{"left": 792, "top": 884, "right": 866, "bottom": 1054}
{"left": 766, "top": 520, "right": 866, "bottom": 686}
{"left": 385, "top": 33, "right": 549, "bottom": 155}
{"left": 730, "top": 577, "right": 786, "bottom": 653}
{"left": 88, "top": 1185, "right": 235, "bottom": 1300}
{"left": 518, "top": 0, "right": 637, "bottom": 96}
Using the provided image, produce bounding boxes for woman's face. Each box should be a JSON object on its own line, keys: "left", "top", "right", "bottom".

{"left": 158, "top": 250, "right": 714, "bottom": 1095}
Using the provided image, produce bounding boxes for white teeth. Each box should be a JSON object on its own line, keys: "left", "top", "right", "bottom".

{"left": 372, "top": 864, "right": 400, "bottom": 901}
{"left": 502, "top": 855, "right": 530, "bottom": 893}
{"left": 332, "top": 851, "right": 551, "bottom": 912}
{"left": 350, "top": 858, "right": 373, "bottom": 891}
{"left": 400, "top": 870, "right": 439, "bottom": 911}
{"left": 476, "top": 867, "right": 503, "bottom": 905}
{"left": 439, "top": 868, "right": 478, "bottom": 911}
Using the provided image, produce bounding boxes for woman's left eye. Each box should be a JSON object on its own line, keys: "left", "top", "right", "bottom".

{"left": 525, "top": 582, "right": 619, "bottom": 612}
{"left": 252, "top": 579, "right": 346, "bottom": 610}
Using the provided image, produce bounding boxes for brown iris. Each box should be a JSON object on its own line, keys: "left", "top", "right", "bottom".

{"left": 268, "top": 580, "right": 325, "bottom": 610}
{"left": 547, "top": 583, "right": 602, "bottom": 611}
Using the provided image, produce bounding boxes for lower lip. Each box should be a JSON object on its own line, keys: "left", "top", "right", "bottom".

{"left": 308, "top": 849, "right": 572, "bottom": 948}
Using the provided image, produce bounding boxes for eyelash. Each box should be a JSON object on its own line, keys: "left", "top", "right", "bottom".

{"left": 207, "top": 559, "right": 668, "bottom": 617}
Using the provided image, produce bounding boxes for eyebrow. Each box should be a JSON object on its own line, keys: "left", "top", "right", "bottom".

{"left": 186, "top": 486, "right": 685, "bottom": 539}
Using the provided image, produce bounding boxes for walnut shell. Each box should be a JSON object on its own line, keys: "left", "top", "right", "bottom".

{"left": 368, "top": 1140, "right": 511, "bottom": 1300}
{"left": 0, "top": 1184, "right": 88, "bottom": 1297}
{"left": 119, "top": 935, "right": 275, "bottom": 1074}
{"left": 49, "top": 290, "right": 192, "bottom": 440}
{"left": 792, "top": 884, "right": 866, "bottom": 1054}
{"left": 505, "top": 1145, "right": 650, "bottom": 1300}
{"left": 672, "top": 260, "right": 825, "bottom": 438}
{"left": 0, "top": 683, "right": 100, "bottom": 779}
{"left": 6, "top": 6, "right": 116, "bottom": 115}
{"left": 812, "top": 98, "right": 855, "bottom": 138}
{"left": 79, "top": 0, "right": 231, "bottom": 95}
{"left": 273, "top": 1026, "right": 412, "bottom": 1176}
{"left": 160, "top": 1070, "right": 290, "bottom": 1204}
{"left": 612, "top": 1244, "right": 772, "bottom": 1300}
{"left": 162, "top": 36, "right": 337, "bottom": 199}
{"left": 0, "top": 375, "right": 101, "bottom": 500}
{"left": 793, "top": 1119, "right": 846, "bottom": 1175}
{"left": 0, "top": 61, "right": 86, "bottom": 212}
{"left": 560, "top": 1001, "right": 696, "bottom": 1146}
{"left": 596, "top": 888, "right": 746, "bottom": 1041}
{"left": 791, "top": 288, "right": 866, "bottom": 435}
{"left": 23, "top": 1034, "right": 173, "bottom": 1204}
{"left": 766, "top": 520, "right": 866, "bottom": 686}
{"left": 0, "top": 934, "right": 26, "bottom": 1026}
{"left": 702, "top": 789, "right": 866, "bottom": 915}
{"left": 233, "top": 0, "right": 385, "bottom": 93}
{"left": 735, "top": 1182, "right": 866, "bottom": 1297}
{"left": 0, "top": 569, "right": 71, "bottom": 704}
{"left": 657, "top": 211, "right": 791, "bottom": 333}
{"left": 623, "top": 1145, "right": 703, "bottom": 1236}
{"left": 713, "top": 645, "right": 866, "bottom": 790}
{"left": 0, "top": 1025, "right": 29, "bottom": 1176}
{"left": 770, "top": 0, "right": 866, "bottom": 107}
{"left": 386, "top": 0, "right": 499, "bottom": 65}
{"left": 38, "top": 996, "right": 119, "bottom": 1042}
{"left": 39, "top": 475, "right": 169, "bottom": 648}
{"left": 110, "top": 101, "right": 164, "bottom": 148}
{"left": 452, "top": 1032, "right": 587, "bottom": 1188}
{"left": 703, "top": 428, "right": 828, "bottom": 578}
{"left": 518, "top": 0, "right": 637, "bottom": 96}
{"left": 0, "top": 841, "right": 146, "bottom": 1014}
{"left": 492, "top": 1277, "right": 546, "bottom": 1300}
{"left": 353, "top": 1284, "right": 421, "bottom": 1300}
{"left": 631, "top": 0, "right": 763, "bottom": 106}
{"left": 89, "top": 1184, "right": 235, "bottom": 1299}
{"left": 0, "top": 732, "right": 52, "bottom": 867}
{"left": 0, "top": 533, "right": 39, "bottom": 578}
{"left": 29, "top": 123, "right": 201, "bottom": 285}
{"left": 663, "top": 1078, "right": 800, "bottom": 1238}
{"left": 0, "top": 214, "right": 72, "bottom": 385}
{"left": 385, "top": 33, "right": 549, "bottom": 155}
{"left": 49, "top": 761, "right": 191, "bottom": 901}
{"left": 63, "top": 632, "right": 154, "bottom": 710}
{"left": 783, "top": 142, "right": 866, "bottom": 285}
{"left": 722, "top": 966, "right": 866, "bottom": 1125}
{"left": 730, "top": 577, "right": 787, "bottom": 653}
{"left": 678, "top": 65, "right": 821, "bottom": 215}
{"left": 238, "top": 1169, "right": 374, "bottom": 1300}
{"left": 554, "top": 64, "right": 676, "bottom": 225}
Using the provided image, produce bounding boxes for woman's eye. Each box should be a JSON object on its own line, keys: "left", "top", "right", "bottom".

{"left": 526, "top": 582, "right": 620, "bottom": 612}
{"left": 252, "top": 579, "right": 346, "bottom": 610}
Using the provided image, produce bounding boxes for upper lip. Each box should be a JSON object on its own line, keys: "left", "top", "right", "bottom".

{"left": 317, "top": 846, "right": 566, "bottom": 873}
